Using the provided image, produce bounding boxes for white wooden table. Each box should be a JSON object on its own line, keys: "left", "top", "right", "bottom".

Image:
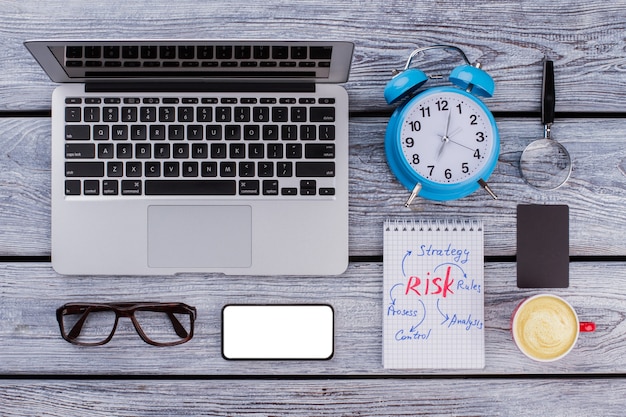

{"left": 1, "top": 0, "right": 626, "bottom": 415}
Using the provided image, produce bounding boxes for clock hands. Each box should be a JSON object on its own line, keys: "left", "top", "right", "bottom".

{"left": 449, "top": 138, "right": 475, "bottom": 152}
{"left": 444, "top": 108, "right": 453, "bottom": 135}
{"left": 436, "top": 110, "right": 473, "bottom": 159}
{"left": 436, "top": 111, "right": 453, "bottom": 160}
{"left": 436, "top": 136, "right": 449, "bottom": 160}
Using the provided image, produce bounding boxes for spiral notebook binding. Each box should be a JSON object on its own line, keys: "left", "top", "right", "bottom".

{"left": 384, "top": 219, "right": 483, "bottom": 232}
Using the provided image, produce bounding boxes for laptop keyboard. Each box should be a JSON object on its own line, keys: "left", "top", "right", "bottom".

{"left": 63, "top": 95, "right": 338, "bottom": 198}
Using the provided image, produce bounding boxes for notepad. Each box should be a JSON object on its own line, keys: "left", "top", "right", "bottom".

{"left": 383, "top": 219, "right": 485, "bottom": 369}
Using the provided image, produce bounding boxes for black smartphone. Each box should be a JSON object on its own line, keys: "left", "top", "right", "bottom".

{"left": 517, "top": 204, "right": 569, "bottom": 288}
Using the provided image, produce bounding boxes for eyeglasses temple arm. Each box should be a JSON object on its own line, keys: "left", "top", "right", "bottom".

{"left": 167, "top": 312, "right": 190, "bottom": 338}
{"left": 67, "top": 310, "right": 90, "bottom": 339}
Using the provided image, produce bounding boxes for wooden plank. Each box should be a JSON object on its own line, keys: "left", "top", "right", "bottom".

{"left": 0, "top": 261, "right": 622, "bottom": 376}
{"left": 1, "top": 378, "right": 625, "bottom": 416}
{"left": 0, "top": 117, "right": 624, "bottom": 257}
{"left": 3, "top": 0, "right": 626, "bottom": 112}
{"left": 349, "top": 116, "right": 626, "bottom": 257}
{"left": 0, "top": 118, "right": 51, "bottom": 256}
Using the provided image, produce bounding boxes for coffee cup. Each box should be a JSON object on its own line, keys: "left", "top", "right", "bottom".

{"left": 511, "top": 294, "right": 595, "bottom": 362}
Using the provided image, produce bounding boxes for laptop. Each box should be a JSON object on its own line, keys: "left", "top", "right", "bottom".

{"left": 25, "top": 40, "right": 354, "bottom": 276}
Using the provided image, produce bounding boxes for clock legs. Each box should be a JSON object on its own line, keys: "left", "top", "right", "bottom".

{"left": 404, "top": 183, "right": 423, "bottom": 208}
{"left": 478, "top": 179, "right": 498, "bottom": 200}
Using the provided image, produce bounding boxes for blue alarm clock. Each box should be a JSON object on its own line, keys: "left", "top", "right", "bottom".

{"left": 384, "top": 45, "right": 500, "bottom": 206}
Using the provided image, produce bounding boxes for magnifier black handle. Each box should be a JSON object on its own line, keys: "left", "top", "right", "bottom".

{"left": 542, "top": 59, "right": 555, "bottom": 125}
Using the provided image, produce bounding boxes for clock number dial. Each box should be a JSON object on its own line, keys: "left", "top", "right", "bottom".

{"left": 399, "top": 92, "right": 495, "bottom": 184}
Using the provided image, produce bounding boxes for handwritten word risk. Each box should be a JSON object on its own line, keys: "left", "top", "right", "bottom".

{"left": 405, "top": 267, "right": 455, "bottom": 297}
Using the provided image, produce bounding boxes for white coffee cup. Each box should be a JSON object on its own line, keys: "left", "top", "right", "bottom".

{"left": 511, "top": 294, "right": 595, "bottom": 362}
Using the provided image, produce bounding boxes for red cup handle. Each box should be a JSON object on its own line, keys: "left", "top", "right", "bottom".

{"left": 580, "top": 322, "right": 596, "bottom": 332}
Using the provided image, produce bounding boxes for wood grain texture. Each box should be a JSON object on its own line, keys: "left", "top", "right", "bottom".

{"left": 2, "top": 0, "right": 626, "bottom": 111}
{"left": 0, "top": 262, "right": 622, "bottom": 376}
{"left": 1, "top": 378, "right": 626, "bottom": 416}
{"left": 1, "top": 1, "right": 626, "bottom": 413}
{"left": 0, "top": 117, "right": 624, "bottom": 257}
{"left": 349, "top": 116, "right": 626, "bottom": 257}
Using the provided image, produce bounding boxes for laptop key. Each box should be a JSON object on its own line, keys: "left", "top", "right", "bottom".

{"left": 84, "top": 180, "right": 100, "bottom": 195}
{"left": 319, "top": 125, "right": 335, "bottom": 140}
{"left": 262, "top": 180, "right": 279, "bottom": 195}
{"left": 65, "top": 107, "right": 81, "bottom": 122}
{"left": 112, "top": 125, "right": 128, "bottom": 140}
{"left": 310, "top": 107, "right": 335, "bottom": 122}
{"left": 300, "top": 180, "right": 317, "bottom": 195}
{"left": 145, "top": 180, "right": 237, "bottom": 195}
{"left": 305, "top": 143, "right": 335, "bottom": 159}
{"left": 65, "top": 125, "right": 90, "bottom": 140}
{"left": 295, "top": 162, "right": 335, "bottom": 177}
{"left": 121, "top": 180, "right": 142, "bottom": 195}
{"left": 65, "top": 46, "right": 82, "bottom": 59}
{"left": 239, "top": 180, "right": 260, "bottom": 195}
{"left": 65, "top": 162, "right": 104, "bottom": 177}
{"left": 102, "top": 180, "right": 119, "bottom": 195}
{"left": 65, "top": 180, "right": 81, "bottom": 195}
{"left": 66, "top": 143, "right": 95, "bottom": 159}
{"left": 281, "top": 187, "right": 297, "bottom": 196}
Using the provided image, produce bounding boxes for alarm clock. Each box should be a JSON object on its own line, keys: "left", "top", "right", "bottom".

{"left": 384, "top": 45, "right": 500, "bottom": 206}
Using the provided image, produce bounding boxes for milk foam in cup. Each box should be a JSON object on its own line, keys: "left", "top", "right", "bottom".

{"left": 511, "top": 294, "right": 595, "bottom": 362}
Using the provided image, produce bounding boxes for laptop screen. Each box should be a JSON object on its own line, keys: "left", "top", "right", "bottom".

{"left": 25, "top": 40, "right": 354, "bottom": 84}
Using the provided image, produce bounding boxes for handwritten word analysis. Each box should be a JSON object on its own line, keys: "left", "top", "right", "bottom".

{"left": 446, "top": 313, "right": 484, "bottom": 331}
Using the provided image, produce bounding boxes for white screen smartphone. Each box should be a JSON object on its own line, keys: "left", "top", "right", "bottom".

{"left": 222, "top": 304, "right": 334, "bottom": 360}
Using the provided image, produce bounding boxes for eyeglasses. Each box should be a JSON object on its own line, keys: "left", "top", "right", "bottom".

{"left": 56, "top": 302, "right": 197, "bottom": 346}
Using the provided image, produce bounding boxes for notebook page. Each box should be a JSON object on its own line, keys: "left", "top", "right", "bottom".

{"left": 383, "top": 220, "right": 485, "bottom": 369}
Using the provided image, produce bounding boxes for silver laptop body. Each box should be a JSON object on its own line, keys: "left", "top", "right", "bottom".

{"left": 25, "top": 40, "right": 353, "bottom": 275}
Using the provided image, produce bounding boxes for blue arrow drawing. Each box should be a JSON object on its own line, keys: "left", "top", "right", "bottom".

{"left": 389, "top": 283, "right": 403, "bottom": 305}
{"left": 434, "top": 262, "right": 467, "bottom": 278}
{"left": 410, "top": 299, "right": 427, "bottom": 331}
{"left": 436, "top": 298, "right": 450, "bottom": 325}
{"left": 401, "top": 250, "right": 412, "bottom": 277}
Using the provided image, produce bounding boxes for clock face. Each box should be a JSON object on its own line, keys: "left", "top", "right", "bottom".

{"left": 398, "top": 89, "right": 496, "bottom": 184}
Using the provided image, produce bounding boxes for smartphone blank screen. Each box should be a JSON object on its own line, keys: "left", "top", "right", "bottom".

{"left": 222, "top": 304, "right": 334, "bottom": 360}
{"left": 517, "top": 204, "right": 569, "bottom": 288}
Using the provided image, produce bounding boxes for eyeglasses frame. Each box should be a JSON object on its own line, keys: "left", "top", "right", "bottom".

{"left": 56, "top": 302, "right": 197, "bottom": 347}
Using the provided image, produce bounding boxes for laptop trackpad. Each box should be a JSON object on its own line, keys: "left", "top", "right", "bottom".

{"left": 147, "top": 205, "right": 252, "bottom": 269}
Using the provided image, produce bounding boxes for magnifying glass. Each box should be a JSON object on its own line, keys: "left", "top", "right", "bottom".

{"left": 520, "top": 60, "right": 572, "bottom": 190}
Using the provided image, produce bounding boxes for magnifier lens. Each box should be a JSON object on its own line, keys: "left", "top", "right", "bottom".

{"left": 520, "top": 139, "right": 572, "bottom": 190}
